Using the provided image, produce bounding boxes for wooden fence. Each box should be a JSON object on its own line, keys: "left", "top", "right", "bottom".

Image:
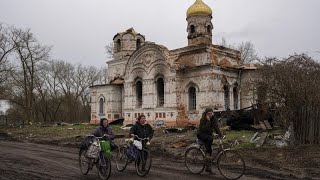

{"left": 294, "top": 105, "right": 320, "bottom": 144}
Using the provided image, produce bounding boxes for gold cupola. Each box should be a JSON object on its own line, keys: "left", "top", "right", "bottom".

{"left": 187, "top": 0, "right": 212, "bottom": 18}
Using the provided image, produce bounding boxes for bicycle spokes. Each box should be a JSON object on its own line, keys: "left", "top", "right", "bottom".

{"left": 217, "top": 150, "right": 245, "bottom": 180}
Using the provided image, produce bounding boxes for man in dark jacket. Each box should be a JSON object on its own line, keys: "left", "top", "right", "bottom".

{"left": 91, "top": 118, "right": 115, "bottom": 140}
{"left": 197, "top": 108, "right": 223, "bottom": 173}
{"left": 130, "top": 115, "right": 153, "bottom": 141}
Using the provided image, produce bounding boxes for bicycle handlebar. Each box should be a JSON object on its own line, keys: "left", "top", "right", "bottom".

{"left": 87, "top": 134, "right": 109, "bottom": 140}
{"left": 133, "top": 135, "right": 149, "bottom": 141}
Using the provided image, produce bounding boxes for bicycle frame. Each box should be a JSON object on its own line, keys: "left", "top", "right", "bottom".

{"left": 198, "top": 138, "right": 239, "bottom": 163}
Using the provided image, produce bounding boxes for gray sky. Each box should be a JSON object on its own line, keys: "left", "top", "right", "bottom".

{"left": 1, "top": 0, "right": 320, "bottom": 67}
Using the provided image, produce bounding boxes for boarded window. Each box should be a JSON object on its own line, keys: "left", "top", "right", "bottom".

{"left": 136, "top": 80, "right": 143, "bottom": 108}
{"left": 114, "top": 114, "right": 120, "bottom": 119}
{"left": 189, "top": 87, "right": 196, "bottom": 110}
{"left": 157, "top": 78, "right": 164, "bottom": 107}
{"left": 108, "top": 114, "right": 112, "bottom": 119}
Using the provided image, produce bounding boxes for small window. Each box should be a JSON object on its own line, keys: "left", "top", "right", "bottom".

{"left": 188, "top": 87, "right": 196, "bottom": 110}
{"left": 190, "top": 25, "right": 195, "bottom": 33}
{"left": 233, "top": 86, "right": 238, "bottom": 110}
{"left": 224, "top": 85, "right": 230, "bottom": 110}
{"left": 117, "top": 39, "right": 121, "bottom": 51}
{"left": 99, "top": 98, "right": 104, "bottom": 114}
{"left": 136, "top": 39, "right": 141, "bottom": 49}
{"left": 207, "top": 25, "right": 211, "bottom": 33}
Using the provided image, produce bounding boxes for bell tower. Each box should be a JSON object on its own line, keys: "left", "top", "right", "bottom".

{"left": 186, "top": 0, "right": 213, "bottom": 46}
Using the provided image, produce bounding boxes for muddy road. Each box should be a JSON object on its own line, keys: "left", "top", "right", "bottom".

{"left": 0, "top": 141, "right": 306, "bottom": 180}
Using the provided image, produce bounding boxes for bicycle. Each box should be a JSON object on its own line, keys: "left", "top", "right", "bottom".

{"left": 79, "top": 135, "right": 112, "bottom": 180}
{"left": 185, "top": 137, "right": 245, "bottom": 180}
{"left": 115, "top": 135, "right": 152, "bottom": 177}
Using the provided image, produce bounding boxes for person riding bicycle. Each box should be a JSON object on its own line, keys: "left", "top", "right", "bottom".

{"left": 197, "top": 108, "right": 224, "bottom": 173}
{"left": 128, "top": 115, "right": 153, "bottom": 166}
{"left": 91, "top": 118, "right": 117, "bottom": 151}
{"left": 92, "top": 118, "right": 115, "bottom": 140}
{"left": 129, "top": 115, "right": 154, "bottom": 142}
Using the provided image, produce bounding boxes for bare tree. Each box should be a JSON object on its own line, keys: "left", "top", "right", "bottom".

{"left": 257, "top": 54, "right": 320, "bottom": 144}
{"left": 219, "top": 38, "right": 258, "bottom": 64}
{"left": 105, "top": 42, "right": 114, "bottom": 59}
{"left": 0, "top": 24, "right": 15, "bottom": 97}
{"left": 8, "top": 26, "right": 51, "bottom": 123}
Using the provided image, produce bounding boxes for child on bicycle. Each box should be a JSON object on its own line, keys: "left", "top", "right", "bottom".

{"left": 197, "top": 108, "right": 224, "bottom": 174}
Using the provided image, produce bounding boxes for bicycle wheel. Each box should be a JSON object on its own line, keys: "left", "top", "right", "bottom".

{"left": 217, "top": 150, "right": 245, "bottom": 180}
{"left": 79, "top": 149, "right": 90, "bottom": 175}
{"left": 116, "top": 146, "right": 128, "bottom": 171}
{"left": 184, "top": 146, "right": 206, "bottom": 174}
{"left": 135, "top": 149, "right": 152, "bottom": 177}
{"left": 97, "top": 153, "right": 111, "bottom": 180}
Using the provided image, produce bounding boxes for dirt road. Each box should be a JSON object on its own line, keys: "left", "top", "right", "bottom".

{"left": 0, "top": 141, "right": 306, "bottom": 180}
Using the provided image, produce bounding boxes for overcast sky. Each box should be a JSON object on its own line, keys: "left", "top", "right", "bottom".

{"left": 1, "top": 0, "right": 320, "bottom": 67}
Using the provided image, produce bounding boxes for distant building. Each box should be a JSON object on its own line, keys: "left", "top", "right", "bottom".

{"left": 90, "top": 0, "right": 257, "bottom": 126}
{"left": 0, "top": 100, "right": 9, "bottom": 114}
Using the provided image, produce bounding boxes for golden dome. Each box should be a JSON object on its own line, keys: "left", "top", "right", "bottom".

{"left": 187, "top": 0, "right": 212, "bottom": 18}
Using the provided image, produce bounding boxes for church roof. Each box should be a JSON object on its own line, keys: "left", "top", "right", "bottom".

{"left": 113, "top": 28, "right": 144, "bottom": 40}
{"left": 187, "top": 0, "right": 212, "bottom": 18}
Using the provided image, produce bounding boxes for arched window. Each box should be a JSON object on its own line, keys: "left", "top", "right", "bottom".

{"left": 233, "top": 84, "right": 239, "bottom": 110}
{"left": 136, "top": 39, "right": 141, "bottom": 49}
{"left": 188, "top": 87, "right": 196, "bottom": 110}
{"left": 99, "top": 98, "right": 104, "bottom": 114}
{"left": 157, "top": 78, "right": 164, "bottom": 107}
{"left": 117, "top": 39, "right": 121, "bottom": 52}
{"left": 207, "top": 25, "right": 211, "bottom": 33}
{"left": 224, "top": 85, "right": 230, "bottom": 110}
{"left": 190, "top": 25, "right": 195, "bottom": 33}
{"left": 136, "top": 81, "right": 143, "bottom": 108}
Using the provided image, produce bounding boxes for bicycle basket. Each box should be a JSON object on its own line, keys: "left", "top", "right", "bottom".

{"left": 100, "top": 140, "right": 111, "bottom": 156}
{"left": 86, "top": 141, "right": 100, "bottom": 159}
{"left": 126, "top": 144, "right": 139, "bottom": 160}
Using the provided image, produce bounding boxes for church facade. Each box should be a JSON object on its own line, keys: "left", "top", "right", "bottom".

{"left": 90, "top": 0, "right": 257, "bottom": 126}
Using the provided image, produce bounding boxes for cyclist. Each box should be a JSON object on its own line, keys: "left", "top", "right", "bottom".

{"left": 129, "top": 115, "right": 153, "bottom": 167}
{"left": 129, "top": 115, "right": 154, "bottom": 141}
{"left": 91, "top": 118, "right": 118, "bottom": 151}
{"left": 92, "top": 118, "right": 115, "bottom": 140}
{"left": 197, "top": 108, "right": 223, "bottom": 173}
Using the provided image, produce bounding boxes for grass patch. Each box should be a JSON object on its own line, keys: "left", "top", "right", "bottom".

{"left": 224, "top": 130, "right": 256, "bottom": 142}
{"left": 236, "top": 142, "right": 257, "bottom": 149}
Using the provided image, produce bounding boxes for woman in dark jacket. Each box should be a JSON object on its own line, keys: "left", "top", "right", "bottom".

{"left": 91, "top": 118, "right": 115, "bottom": 140}
{"left": 197, "top": 108, "right": 223, "bottom": 173}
